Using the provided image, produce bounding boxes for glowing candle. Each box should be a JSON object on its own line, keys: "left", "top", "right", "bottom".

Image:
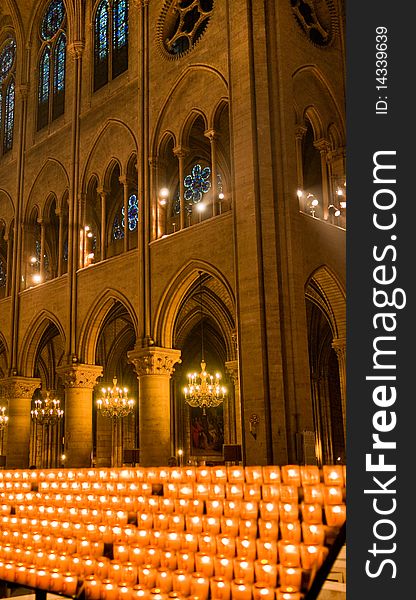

{"left": 220, "top": 517, "right": 239, "bottom": 537}
{"left": 195, "top": 552, "right": 214, "bottom": 577}
{"left": 252, "top": 583, "right": 274, "bottom": 600}
{"left": 83, "top": 556, "right": 97, "bottom": 576}
{"left": 279, "top": 521, "right": 301, "bottom": 543}
{"left": 190, "top": 573, "right": 209, "bottom": 600}
{"left": 198, "top": 534, "right": 217, "bottom": 555}
{"left": 118, "top": 583, "right": 132, "bottom": 600}
{"left": 254, "top": 560, "right": 277, "bottom": 587}
{"left": 323, "top": 466, "right": 344, "bottom": 487}
{"left": 323, "top": 486, "right": 343, "bottom": 505}
{"left": 172, "top": 570, "right": 191, "bottom": 596}
{"left": 210, "top": 576, "right": 231, "bottom": 600}
{"left": 177, "top": 551, "right": 195, "bottom": 573}
{"left": 132, "top": 584, "right": 151, "bottom": 600}
{"left": 165, "top": 531, "right": 182, "bottom": 551}
{"left": 101, "top": 579, "right": 118, "bottom": 600}
{"left": 206, "top": 500, "right": 224, "bottom": 517}
{"left": 279, "top": 503, "right": 299, "bottom": 523}
{"left": 278, "top": 566, "right": 303, "bottom": 590}
{"left": 36, "top": 568, "right": 51, "bottom": 590}
{"left": 325, "top": 504, "right": 346, "bottom": 527}
{"left": 300, "top": 544, "right": 327, "bottom": 570}
{"left": 235, "top": 537, "right": 256, "bottom": 560}
{"left": 259, "top": 501, "right": 279, "bottom": 521}
{"left": 122, "top": 562, "right": 138, "bottom": 586}
{"left": 256, "top": 540, "right": 278, "bottom": 563}
{"left": 144, "top": 547, "right": 161, "bottom": 568}
{"left": 302, "top": 485, "right": 323, "bottom": 505}
{"left": 300, "top": 466, "right": 320, "bottom": 486}
{"left": 216, "top": 534, "right": 236, "bottom": 557}
{"left": 276, "top": 588, "right": 302, "bottom": 600}
{"left": 181, "top": 532, "right": 198, "bottom": 552}
{"left": 281, "top": 466, "right": 301, "bottom": 487}
{"left": 110, "top": 560, "right": 123, "bottom": 583}
{"left": 139, "top": 565, "right": 157, "bottom": 588}
{"left": 96, "top": 558, "right": 110, "bottom": 579}
{"left": 230, "top": 579, "right": 252, "bottom": 600}
{"left": 26, "top": 565, "right": 37, "bottom": 587}
{"left": 223, "top": 500, "right": 242, "bottom": 518}
{"left": 244, "top": 467, "right": 263, "bottom": 484}
{"left": 278, "top": 542, "right": 301, "bottom": 568}
{"left": 279, "top": 486, "right": 298, "bottom": 503}
{"left": 160, "top": 550, "right": 177, "bottom": 571}
{"left": 233, "top": 558, "right": 254, "bottom": 583}
{"left": 238, "top": 520, "right": 257, "bottom": 539}
{"left": 156, "top": 568, "right": 173, "bottom": 593}
{"left": 258, "top": 519, "right": 278, "bottom": 541}
{"left": 114, "top": 544, "right": 130, "bottom": 562}
{"left": 301, "top": 503, "right": 323, "bottom": 524}
{"left": 203, "top": 516, "right": 221, "bottom": 535}
{"left": 301, "top": 523, "right": 325, "bottom": 545}
{"left": 214, "top": 555, "right": 234, "bottom": 580}
{"left": 240, "top": 502, "right": 258, "bottom": 520}
{"left": 14, "top": 563, "right": 28, "bottom": 586}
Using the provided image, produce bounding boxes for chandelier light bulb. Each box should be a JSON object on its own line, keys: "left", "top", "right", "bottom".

{"left": 218, "top": 192, "right": 225, "bottom": 200}
{"left": 96, "top": 377, "right": 135, "bottom": 419}
{"left": 184, "top": 360, "right": 227, "bottom": 414}
{"left": 311, "top": 198, "right": 319, "bottom": 207}
{"left": 159, "top": 187, "right": 169, "bottom": 199}
{"left": 297, "top": 189, "right": 304, "bottom": 199}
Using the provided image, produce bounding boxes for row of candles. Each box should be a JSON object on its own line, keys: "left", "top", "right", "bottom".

{"left": 0, "top": 559, "right": 306, "bottom": 600}
{"left": 0, "top": 465, "right": 345, "bottom": 487}
{"left": 0, "top": 480, "right": 345, "bottom": 501}
{"left": 0, "top": 539, "right": 328, "bottom": 573}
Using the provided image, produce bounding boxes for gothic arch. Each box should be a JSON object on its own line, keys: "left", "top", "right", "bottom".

{"left": 305, "top": 265, "right": 346, "bottom": 340}
{"left": 154, "top": 260, "right": 235, "bottom": 353}
{"left": 0, "top": 332, "right": 9, "bottom": 378}
{"left": 0, "top": 189, "right": 15, "bottom": 232}
{"left": 26, "top": 158, "right": 69, "bottom": 220}
{"left": 78, "top": 289, "right": 139, "bottom": 365}
{"left": 19, "top": 310, "right": 66, "bottom": 377}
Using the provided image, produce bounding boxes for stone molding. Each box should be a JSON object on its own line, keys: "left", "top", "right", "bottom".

{"left": 128, "top": 347, "right": 182, "bottom": 377}
{"left": 56, "top": 364, "right": 103, "bottom": 389}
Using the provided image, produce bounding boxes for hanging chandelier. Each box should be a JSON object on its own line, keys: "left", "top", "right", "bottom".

{"left": 184, "top": 271, "right": 227, "bottom": 415}
{"left": 0, "top": 406, "right": 9, "bottom": 431}
{"left": 31, "top": 391, "right": 64, "bottom": 425}
{"left": 96, "top": 377, "right": 135, "bottom": 419}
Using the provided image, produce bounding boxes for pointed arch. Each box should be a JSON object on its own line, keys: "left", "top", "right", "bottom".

{"left": 19, "top": 310, "right": 66, "bottom": 376}
{"left": 305, "top": 265, "right": 346, "bottom": 340}
{"left": 26, "top": 158, "right": 70, "bottom": 220}
{"left": 78, "top": 289, "right": 139, "bottom": 365}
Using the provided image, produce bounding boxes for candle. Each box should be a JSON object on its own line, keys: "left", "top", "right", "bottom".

{"left": 132, "top": 585, "right": 151, "bottom": 600}
{"left": 177, "top": 551, "right": 195, "bottom": 573}
{"left": 110, "top": 561, "right": 123, "bottom": 583}
{"left": 206, "top": 500, "right": 224, "bottom": 517}
{"left": 238, "top": 520, "right": 257, "bottom": 539}
{"left": 198, "top": 534, "right": 217, "bottom": 555}
{"left": 154, "top": 514, "right": 169, "bottom": 530}
{"left": 300, "top": 503, "right": 322, "bottom": 524}
{"left": 149, "top": 588, "right": 167, "bottom": 600}
{"left": 240, "top": 502, "right": 258, "bottom": 520}
{"left": 210, "top": 576, "right": 231, "bottom": 600}
{"left": 190, "top": 573, "right": 209, "bottom": 600}
{"left": 300, "top": 544, "right": 327, "bottom": 570}
{"left": 15, "top": 563, "right": 28, "bottom": 586}
{"left": 278, "top": 566, "right": 303, "bottom": 590}
{"left": 256, "top": 540, "right": 278, "bottom": 563}
{"left": 300, "top": 466, "right": 320, "bottom": 486}
{"left": 258, "top": 519, "right": 278, "bottom": 541}
{"left": 139, "top": 565, "right": 157, "bottom": 588}
{"left": 136, "top": 530, "right": 151, "bottom": 547}
{"left": 96, "top": 558, "right": 110, "bottom": 579}
{"left": 323, "top": 466, "right": 344, "bottom": 487}
{"left": 83, "top": 556, "right": 97, "bottom": 576}
{"left": 144, "top": 547, "right": 161, "bottom": 568}
{"left": 235, "top": 537, "right": 256, "bottom": 560}
{"left": 252, "top": 583, "right": 274, "bottom": 600}
{"left": 181, "top": 533, "right": 198, "bottom": 552}
{"left": 324, "top": 504, "right": 346, "bottom": 527}
{"left": 277, "top": 542, "right": 301, "bottom": 567}
{"left": 165, "top": 531, "right": 182, "bottom": 551}
{"left": 281, "top": 466, "right": 301, "bottom": 487}
{"left": 223, "top": 500, "right": 242, "bottom": 518}
{"left": 186, "top": 515, "right": 203, "bottom": 534}
{"left": 36, "top": 569, "right": 51, "bottom": 590}
{"left": 259, "top": 501, "right": 279, "bottom": 521}
{"left": 226, "top": 484, "right": 244, "bottom": 500}
{"left": 121, "top": 562, "right": 138, "bottom": 586}
{"left": 195, "top": 553, "right": 214, "bottom": 577}
{"left": 216, "top": 535, "right": 236, "bottom": 558}
{"left": 279, "top": 522, "right": 301, "bottom": 543}
{"left": 156, "top": 568, "right": 173, "bottom": 593}
{"left": 84, "top": 576, "right": 102, "bottom": 600}
{"left": 196, "top": 468, "right": 211, "bottom": 483}
{"left": 254, "top": 560, "right": 277, "bottom": 587}
{"left": 169, "top": 515, "right": 185, "bottom": 532}
{"left": 26, "top": 565, "right": 37, "bottom": 587}
{"left": 203, "top": 516, "right": 221, "bottom": 535}
{"left": 114, "top": 544, "right": 130, "bottom": 562}
{"left": 279, "top": 503, "right": 299, "bottom": 523}
{"left": 323, "top": 486, "right": 343, "bottom": 505}
{"left": 279, "top": 486, "right": 298, "bottom": 503}
{"left": 230, "top": 579, "right": 252, "bottom": 600}
{"left": 160, "top": 551, "right": 177, "bottom": 571}
{"left": 214, "top": 555, "right": 234, "bottom": 580}
{"left": 233, "top": 558, "right": 254, "bottom": 583}
{"left": 302, "top": 485, "right": 323, "bottom": 505}
{"left": 301, "top": 523, "right": 325, "bottom": 545}
{"left": 244, "top": 467, "right": 263, "bottom": 484}
{"left": 221, "top": 517, "right": 239, "bottom": 537}
{"left": 118, "top": 583, "right": 132, "bottom": 600}
{"left": 172, "top": 570, "right": 191, "bottom": 596}
{"left": 276, "top": 589, "right": 302, "bottom": 600}
{"left": 101, "top": 579, "right": 118, "bottom": 600}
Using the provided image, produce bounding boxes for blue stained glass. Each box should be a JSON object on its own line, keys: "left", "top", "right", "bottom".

{"left": 63, "top": 239, "right": 68, "bottom": 262}
{"left": 41, "top": 0, "right": 66, "bottom": 41}
{"left": 54, "top": 33, "right": 66, "bottom": 92}
{"left": 4, "top": 80, "right": 14, "bottom": 151}
{"left": 113, "top": 0, "right": 128, "bottom": 50}
{"left": 35, "top": 240, "right": 49, "bottom": 270}
{"left": 96, "top": 1, "right": 109, "bottom": 61}
{"left": 0, "top": 40, "right": 16, "bottom": 83}
{"left": 184, "top": 164, "right": 211, "bottom": 203}
{"left": 0, "top": 259, "right": 6, "bottom": 288}
{"left": 121, "top": 194, "right": 138, "bottom": 231}
{"left": 113, "top": 213, "right": 124, "bottom": 240}
{"left": 39, "top": 48, "right": 50, "bottom": 102}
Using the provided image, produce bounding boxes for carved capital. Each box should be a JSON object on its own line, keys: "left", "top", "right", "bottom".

{"left": 295, "top": 124, "right": 308, "bottom": 140}
{"left": 204, "top": 129, "right": 219, "bottom": 143}
{"left": 128, "top": 347, "right": 182, "bottom": 378}
{"left": 173, "top": 146, "right": 189, "bottom": 160}
{"left": 314, "top": 138, "right": 331, "bottom": 154}
{"left": 332, "top": 337, "right": 346, "bottom": 360}
{"left": 67, "top": 41, "right": 85, "bottom": 59}
{"left": 56, "top": 364, "right": 103, "bottom": 389}
{"left": 225, "top": 360, "right": 239, "bottom": 386}
{"left": 0, "top": 377, "right": 41, "bottom": 400}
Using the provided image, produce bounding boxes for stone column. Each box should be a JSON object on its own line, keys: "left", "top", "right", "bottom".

{"left": 173, "top": 147, "right": 188, "bottom": 230}
{"left": 97, "top": 188, "right": 109, "bottom": 261}
{"left": 128, "top": 347, "right": 181, "bottom": 466}
{"left": 295, "top": 125, "right": 307, "bottom": 197}
{"left": 38, "top": 218, "right": 46, "bottom": 280}
{"left": 4, "top": 232, "right": 12, "bottom": 296}
{"left": 56, "top": 207, "right": 64, "bottom": 276}
{"left": 205, "top": 129, "right": 218, "bottom": 217}
{"left": 225, "top": 360, "right": 242, "bottom": 445}
{"left": 314, "top": 139, "right": 331, "bottom": 220}
{"left": 1, "top": 377, "right": 41, "bottom": 468}
{"left": 332, "top": 337, "right": 346, "bottom": 438}
{"left": 57, "top": 364, "right": 103, "bottom": 467}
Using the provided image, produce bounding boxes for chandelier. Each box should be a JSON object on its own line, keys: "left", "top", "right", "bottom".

{"left": 96, "top": 377, "right": 135, "bottom": 419}
{"left": 0, "top": 406, "right": 8, "bottom": 431}
{"left": 184, "top": 271, "right": 227, "bottom": 415}
{"left": 31, "top": 391, "right": 64, "bottom": 425}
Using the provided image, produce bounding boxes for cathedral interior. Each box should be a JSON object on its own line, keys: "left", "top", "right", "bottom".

{"left": 0, "top": 0, "right": 346, "bottom": 598}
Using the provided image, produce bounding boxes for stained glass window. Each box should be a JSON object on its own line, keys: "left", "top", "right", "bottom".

{"left": 184, "top": 164, "right": 211, "bottom": 203}
{"left": 0, "top": 39, "right": 16, "bottom": 156}
{"left": 4, "top": 81, "right": 14, "bottom": 153}
{"left": 113, "top": 0, "right": 128, "bottom": 50}
{"left": 113, "top": 214, "right": 124, "bottom": 240}
{"left": 54, "top": 34, "right": 66, "bottom": 92}
{"left": 63, "top": 238, "right": 68, "bottom": 262}
{"left": 41, "top": 0, "right": 65, "bottom": 41}
{"left": 95, "top": 0, "right": 128, "bottom": 90}
{"left": 38, "top": 0, "right": 66, "bottom": 130}
{"left": 0, "top": 40, "right": 15, "bottom": 83}
{"left": 0, "top": 259, "right": 6, "bottom": 288}
{"left": 96, "top": 1, "right": 109, "bottom": 61}
{"left": 122, "top": 194, "right": 138, "bottom": 231}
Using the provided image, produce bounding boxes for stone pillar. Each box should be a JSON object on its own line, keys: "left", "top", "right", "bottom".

{"left": 97, "top": 188, "right": 109, "bottom": 261}
{"left": 314, "top": 139, "right": 331, "bottom": 220}
{"left": 173, "top": 147, "right": 188, "bottom": 230}
{"left": 225, "top": 360, "right": 242, "bottom": 445}
{"left": 39, "top": 219, "right": 46, "bottom": 280}
{"left": 332, "top": 337, "right": 346, "bottom": 438}
{"left": 56, "top": 207, "right": 64, "bottom": 276}
{"left": 1, "top": 377, "right": 41, "bottom": 468}
{"left": 295, "top": 125, "right": 307, "bottom": 195}
{"left": 4, "top": 232, "right": 12, "bottom": 296}
{"left": 205, "top": 129, "right": 218, "bottom": 217}
{"left": 128, "top": 347, "right": 181, "bottom": 466}
{"left": 57, "top": 364, "right": 103, "bottom": 467}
